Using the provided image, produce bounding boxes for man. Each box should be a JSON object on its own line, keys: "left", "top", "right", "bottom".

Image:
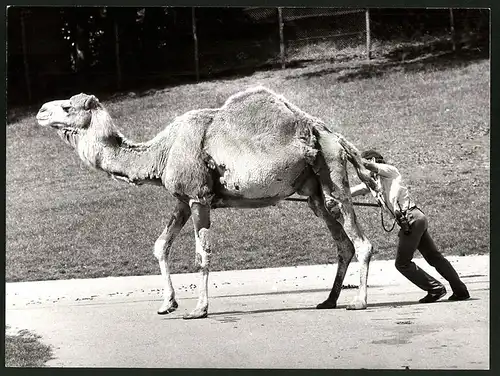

{"left": 350, "top": 149, "right": 470, "bottom": 303}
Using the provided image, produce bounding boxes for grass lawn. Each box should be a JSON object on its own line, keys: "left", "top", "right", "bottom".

{"left": 6, "top": 44, "right": 490, "bottom": 282}
{"left": 4, "top": 327, "right": 53, "bottom": 367}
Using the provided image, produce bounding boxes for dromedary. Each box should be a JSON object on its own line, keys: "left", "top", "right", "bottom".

{"left": 36, "top": 86, "right": 379, "bottom": 319}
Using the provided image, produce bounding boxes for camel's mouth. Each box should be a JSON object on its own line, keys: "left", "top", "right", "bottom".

{"left": 37, "top": 119, "right": 66, "bottom": 130}
{"left": 35, "top": 115, "right": 50, "bottom": 124}
{"left": 49, "top": 123, "right": 66, "bottom": 129}
{"left": 35, "top": 114, "right": 58, "bottom": 128}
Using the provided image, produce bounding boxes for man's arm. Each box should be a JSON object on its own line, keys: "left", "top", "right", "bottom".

{"left": 350, "top": 183, "right": 371, "bottom": 197}
{"left": 362, "top": 159, "right": 399, "bottom": 178}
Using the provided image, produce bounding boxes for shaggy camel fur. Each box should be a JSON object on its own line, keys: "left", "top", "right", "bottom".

{"left": 37, "top": 86, "right": 379, "bottom": 319}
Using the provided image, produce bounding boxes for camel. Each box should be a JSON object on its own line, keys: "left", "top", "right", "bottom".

{"left": 36, "top": 86, "right": 379, "bottom": 319}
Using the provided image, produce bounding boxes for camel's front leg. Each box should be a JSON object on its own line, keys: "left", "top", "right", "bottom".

{"left": 183, "top": 201, "right": 211, "bottom": 320}
{"left": 155, "top": 200, "right": 191, "bottom": 315}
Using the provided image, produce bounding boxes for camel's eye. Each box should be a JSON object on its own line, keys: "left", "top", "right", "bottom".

{"left": 62, "top": 105, "right": 72, "bottom": 113}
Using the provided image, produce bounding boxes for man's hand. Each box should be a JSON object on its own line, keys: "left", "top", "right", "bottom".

{"left": 362, "top": 158, "right": 400, "bottom": 179}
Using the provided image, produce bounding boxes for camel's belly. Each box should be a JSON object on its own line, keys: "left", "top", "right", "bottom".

{"left": 214, "top": 158, "right": 306, "bottom": 199}
{"left": 218, "top": 177, "right": 296, "bottom": 199}
{"left": 205, "top": 123, "right": 318, "bottom": 199}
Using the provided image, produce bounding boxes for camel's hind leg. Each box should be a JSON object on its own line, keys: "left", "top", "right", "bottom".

{"left": 307, "top": 192, "right": 355, "bottom": 309}
{"left": 315, "top": 150, "right": 374, "bottom": 310}
{"left": 155, "top": 200, "right": 192, "bottom": 314}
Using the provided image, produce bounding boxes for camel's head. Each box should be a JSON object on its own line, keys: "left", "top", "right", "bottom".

{"left": 36, "top": 93, "right": 102, "bottom": 130}
{"left": 37, "top": 93, "right": 121, "bottom": 168}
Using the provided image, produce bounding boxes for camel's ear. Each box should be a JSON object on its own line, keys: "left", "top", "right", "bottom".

{"left": 84, "top": 95, "right": 100, "bottom": 110}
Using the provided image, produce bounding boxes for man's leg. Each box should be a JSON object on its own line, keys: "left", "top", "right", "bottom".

{"left": 418, "top": 229, "right": 469, "bottom": 299}
{"left": 395, "top": 216, "right": 445, "bottom": 300}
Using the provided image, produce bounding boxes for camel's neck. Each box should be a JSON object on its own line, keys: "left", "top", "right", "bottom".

{"left": 97, "top": 136, "right": 167, "bottom": 185}
{"left": 71, "top": 110, "right": 176, "bottom": 185}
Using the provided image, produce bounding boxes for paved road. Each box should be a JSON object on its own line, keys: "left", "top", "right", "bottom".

{"left": 6, "top": 255, "right": 489, "bottom": 369}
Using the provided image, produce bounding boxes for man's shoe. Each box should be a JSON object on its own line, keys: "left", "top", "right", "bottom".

{"left": 448, "top": 290, "right": 470, "bottom": 301}
{"left": 419, "top": 288, "right": 446, "bottom": 303}
{"left": 316, "top": 299, "right": 337, "bottom": 309}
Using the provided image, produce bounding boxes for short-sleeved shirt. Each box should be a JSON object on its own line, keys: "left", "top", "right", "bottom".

{"left": 373, "top": 163, "right": 413, "bottom": 218}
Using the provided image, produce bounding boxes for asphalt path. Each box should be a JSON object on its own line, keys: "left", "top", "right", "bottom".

{"left": 6, "top": 255, "right": 489, "bottom": 369}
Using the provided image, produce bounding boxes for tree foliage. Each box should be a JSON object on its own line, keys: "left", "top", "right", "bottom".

{"left": 7, "top": 7, "right": 489, "bottom": 105}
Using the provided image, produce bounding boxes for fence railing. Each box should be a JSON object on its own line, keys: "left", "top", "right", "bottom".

{"left": 8, "top": 7, "right": 489, "bottom": 106}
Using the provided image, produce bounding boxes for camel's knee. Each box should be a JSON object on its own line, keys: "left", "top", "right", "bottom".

{"left": 195, "top": 228, "right": 212, "bottom": 270}
{"left": 325, "top": 196, "right": 341, "bottom": 212}
{"left": 355, "top": 242, "right": 374, "bottom": 264}
{"left": 195, "top": 251, "right": 211, "bottom": 270}
{"left": 154, "top": 239, "right": 167, "bottom": 260}
{"left": 324, "top": 196, "right": 342, "bottom": 218}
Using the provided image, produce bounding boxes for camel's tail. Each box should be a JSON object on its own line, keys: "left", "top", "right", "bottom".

{"left": 335, "top": 133, "right": 379, "bottom": 193}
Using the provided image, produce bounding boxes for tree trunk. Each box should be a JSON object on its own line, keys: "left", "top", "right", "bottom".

{"left": 449, "top": 8, "right": 456, "bottom": 52}
{"left": 114, "top": 19, "right": 122, "bottom": 89}
{"left": 20, "top": 9, "right": 32, "bottom": 101}
{"left": 365, "top": 9, "right": 372, "bottom": 60}
{"left": 278, "top": 8, "right": 285, "bottom": 69}
{"left": 192, "top": 7, "right": 199, "bottom": 81}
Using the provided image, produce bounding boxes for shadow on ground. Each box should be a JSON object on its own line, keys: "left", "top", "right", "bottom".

{"left": 293, "top": 37, "right": 489, "bottom": 83}
{"left": 160, "top": 297, "right": 481, "bottom": 321}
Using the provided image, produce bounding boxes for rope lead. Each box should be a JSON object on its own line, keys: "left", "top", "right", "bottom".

{"left": 380, "top": 207, "right": 397, "bottom": 233}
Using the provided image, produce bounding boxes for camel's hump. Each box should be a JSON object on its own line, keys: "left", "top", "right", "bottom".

{"left": 222, "top": 86, "right": 281, "bottom": 107}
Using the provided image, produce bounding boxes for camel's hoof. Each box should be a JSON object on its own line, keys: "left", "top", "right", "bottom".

{"left": 316, "top": 300, "right": 337, "bottom": 309}
{"left": 157, "top": 300, "right": 178, "bottom": 315}
{"left": 346, "top": 299, "right": 367, "bottom": 310}
{"left": 183, "top": 309, "right": 208, "bottom": 320}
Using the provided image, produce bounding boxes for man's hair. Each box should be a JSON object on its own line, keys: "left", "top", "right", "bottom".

{"left": 362, "top": 149, "right": 385, "bottom": 164}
